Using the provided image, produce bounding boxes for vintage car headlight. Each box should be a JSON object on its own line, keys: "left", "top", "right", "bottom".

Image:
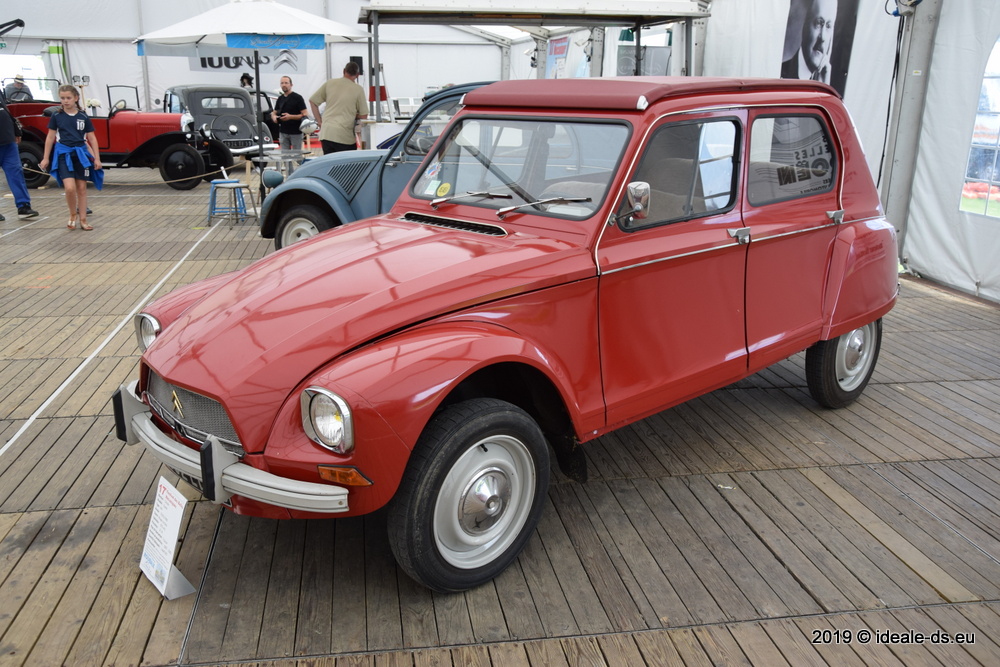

{"left": 301, "top": 387, "right": 354, "bottom": 454}
{"left": 135, "top": 313, "right": 161, "bottom": 352}
{"left": 180, "top": 111, "right": 194, "bottom": 133}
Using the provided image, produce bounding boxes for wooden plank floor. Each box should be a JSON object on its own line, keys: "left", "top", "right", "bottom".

{"left": 2, "top": 169, "right": 1000, "bottom": 666}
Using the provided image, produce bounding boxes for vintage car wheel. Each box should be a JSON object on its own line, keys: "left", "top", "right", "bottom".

{"left": 806, "top": 319, "right": 882, "bottom": 409}
{"left": 18, "top": 142, "right": 49, "bottom": 189}
{"left": 275, "top": 204, "right": 333, "bottom": 249}
{"left": 387, "top": 398, "right": 550, "bottom": 592}
{"left": 202, "top": 139, "right": 235, "bottom": 182}
{"left": 159, "top": 144, "right": 205, "bottom": 190}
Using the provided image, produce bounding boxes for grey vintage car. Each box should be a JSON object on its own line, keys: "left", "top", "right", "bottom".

{"left": 259, "top": 82, "right": 487, "bottom": 249}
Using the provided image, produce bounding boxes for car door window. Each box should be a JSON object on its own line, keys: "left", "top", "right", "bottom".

{"left": 747, "top": 115, "right": 836, "bottom": 205}
{"left": 621, "top": 118, "right": 739, "bottom": 229}
{"left": 404, "top": 97, "right": 462, "bottom": 156}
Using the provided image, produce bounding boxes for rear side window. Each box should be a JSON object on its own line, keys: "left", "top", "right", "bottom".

{"left": 621, "top": 118, "right": 739, "bottom": 229}
{"left": 747, "top": 115, "right": 836, "bottom": 206}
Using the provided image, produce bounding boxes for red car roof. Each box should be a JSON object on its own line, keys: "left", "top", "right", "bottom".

{"left": 463, "top": 76, "right": 840, "bottom": 111}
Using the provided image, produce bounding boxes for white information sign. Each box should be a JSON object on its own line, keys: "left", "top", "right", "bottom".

{"left": 140, "top": 476, "right": 195, "bottom": 599}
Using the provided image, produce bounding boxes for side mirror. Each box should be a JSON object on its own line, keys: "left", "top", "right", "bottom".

{"left": 614, "top": 181, "right": 651, "bottom": 226}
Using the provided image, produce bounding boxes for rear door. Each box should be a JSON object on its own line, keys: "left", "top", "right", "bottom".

{"left": 742, "top": 109, "right": 841, "bottom": 371}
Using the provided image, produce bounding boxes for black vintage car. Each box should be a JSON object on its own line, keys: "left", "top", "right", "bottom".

{"left": 161, "top": 85, "right": 277, "bottom": 186}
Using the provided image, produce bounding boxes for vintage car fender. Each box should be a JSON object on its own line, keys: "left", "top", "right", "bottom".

{"left": 259, "top": 174, "right": 364, "bottom": 239}
{"left": 820, "top": 216, "right": 899, "bottom": 340}
{"left": 118, "top": 131, "right": 199, "bottom": 168}
{"left": 262, "top": 319, "right": 585, "bottom": 516}
{"left": 141, "top": 271, "right": 236, "bottom": 332}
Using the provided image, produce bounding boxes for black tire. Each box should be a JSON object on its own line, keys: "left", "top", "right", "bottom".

{"left": 274, "top": 204, "right": 334, "bottom": 250}
{"left": 18, "top": 142, "right": 49, "bottom": 189}
{"left": 387, "top": 398, "right": 550, "bottom": 592}
{"left": 202, "top": 139, "right": 235, "bottom": 182}
{"left": 159, "top": 144, "right": 205, "bottom": 190}
{"left": 806, "top": 319, "right": 882, "bottom": 409}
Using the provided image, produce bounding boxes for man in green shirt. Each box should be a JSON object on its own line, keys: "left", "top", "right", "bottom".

{"left": 309, "top": 61, "right": 369, "bottom": 154}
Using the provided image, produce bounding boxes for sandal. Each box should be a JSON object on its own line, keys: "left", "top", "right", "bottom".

{"left": 79, "top": 220, "right": 93, "bottom": 231}
{"left": 67, "top": 217, "right": 77, "bottom": 230}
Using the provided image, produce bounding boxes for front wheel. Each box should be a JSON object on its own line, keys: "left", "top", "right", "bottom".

{"left": 274, "top": 204, "right": 334, "bottom": 249}
{"left": 806, "top": 319, "right": 882, "bottom": 408}
{"left": 159, "top": 144, "right": 205, "bottom": 190}
{"left": 387, "top": 398, "right": 550, "bottom": 592}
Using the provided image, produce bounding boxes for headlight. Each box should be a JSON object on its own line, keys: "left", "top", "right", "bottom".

{"left": 180, "top": 111, "right": 194, "bottom": 133}
{"left": 135, "top": 313, "right": 161, "bottom": 352}
{"left": 301, "top": 387, "right": 354, "bottom": 454}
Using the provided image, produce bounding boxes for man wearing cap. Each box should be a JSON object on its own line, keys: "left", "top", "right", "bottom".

{"left": 0, "top": 92, "right": 39, "bottom": 220}
{"left": 4, "top": 75, "right": 33, "bottom": 102}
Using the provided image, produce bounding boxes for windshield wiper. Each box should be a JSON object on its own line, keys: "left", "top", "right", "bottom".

{"left": 496, "top": 196, "right": 592, "bottom": 219}
{"left": 431, "top": 190, "right": 513, "bottom": 209}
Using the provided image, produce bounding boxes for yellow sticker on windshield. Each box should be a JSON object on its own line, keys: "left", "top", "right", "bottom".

{"left": 436, "top": 183, "right": 451, "bottom": 197}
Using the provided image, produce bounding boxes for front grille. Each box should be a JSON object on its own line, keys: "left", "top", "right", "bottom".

{"left": 145, "top": 371, "right": 245, "bottom": 457}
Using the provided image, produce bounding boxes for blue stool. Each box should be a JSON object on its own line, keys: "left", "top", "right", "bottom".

{"left": 208, "top": 180, "right": 256, "bottom": 227}
{"left": 207, "top": 179, "right": 240, "bottom": 222}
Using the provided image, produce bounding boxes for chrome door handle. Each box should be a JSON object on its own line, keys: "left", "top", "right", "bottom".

{"left": 728, "top": 227, "right": 751, "bottom": 245}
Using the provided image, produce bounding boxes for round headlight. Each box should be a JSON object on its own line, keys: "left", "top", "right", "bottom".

{"left": 301, "top": 388, "right": 354, "bottom": 454}
{"left": 135, "top": 313, "right": 161, "bottom": 352}
{"left": 180, "top": 111, "right": 194, "bottom": 133}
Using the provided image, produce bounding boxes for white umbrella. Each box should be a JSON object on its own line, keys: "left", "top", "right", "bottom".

{"left": 136, "top": 0, "right": 370, "bottom": 194}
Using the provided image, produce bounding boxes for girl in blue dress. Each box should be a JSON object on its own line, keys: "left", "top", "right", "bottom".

{"left": 40, "top": 85, "right": 102, "bottom": 230}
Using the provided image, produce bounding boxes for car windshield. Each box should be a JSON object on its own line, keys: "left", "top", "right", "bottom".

{"left": 411, "top": 117, "right": 629, "bottom": 220}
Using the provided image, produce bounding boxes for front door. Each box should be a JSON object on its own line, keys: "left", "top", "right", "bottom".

{"left": 377, "top": 93, "right": 466, "bottom": 213}
{"left": 597, "top": 112, "right": 749, "bottom": 426}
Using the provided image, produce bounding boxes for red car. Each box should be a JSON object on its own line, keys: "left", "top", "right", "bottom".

{"left": 12, "top": 85, "right": 271, "bottom": 190}
{"left": 114, "top": 77, "right": 898, "bottom": 591}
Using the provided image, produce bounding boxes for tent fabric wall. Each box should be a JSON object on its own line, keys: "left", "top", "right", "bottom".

{"left": 702, "top": 0, "right": 901, "bottom": 177}
{"left": 3, "top": 0, "right": 502, "bottom": 105}
{"left": 903, "top": 1, "right": 1000, "bottom": 302}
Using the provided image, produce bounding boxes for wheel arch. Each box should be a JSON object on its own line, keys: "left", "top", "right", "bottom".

{"left": 260, "top": 182, "right": 349, "bottom": 239}
{"left": 305, "top": 322, "right": 587, "bottom": 491}
{"left": 820, "top": 217, "right": 899, "bottom": 341}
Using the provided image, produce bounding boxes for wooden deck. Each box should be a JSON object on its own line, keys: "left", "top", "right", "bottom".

{"left": 2, "top": 168, "right": 1000, "bottom": 666}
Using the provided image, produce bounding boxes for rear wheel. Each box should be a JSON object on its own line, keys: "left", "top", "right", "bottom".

{"left": 159, "top": 144, "right": 205, "bottom": 190}
{"left": 387, "top": 398, "right": 550, "bottom": 592}
{"left": 19, "top": 142, "right": 49, "bottom": 189}
{"left": 806, "top": 319, "right": 882, "bottom": 408}
{"left": 274, "top": 204, "right": 333, "bottom": 249}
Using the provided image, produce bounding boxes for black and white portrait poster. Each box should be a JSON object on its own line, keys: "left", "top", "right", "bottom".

{"left": 780, "top": 0, "right": 860, "bottom": 96}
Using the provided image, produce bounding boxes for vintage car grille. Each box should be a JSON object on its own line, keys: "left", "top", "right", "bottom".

{"left": 403, "top": 212, "right": 508, "bottom": 237}
{"left": 145, "top": 371, "right": 245, "bottom": 457}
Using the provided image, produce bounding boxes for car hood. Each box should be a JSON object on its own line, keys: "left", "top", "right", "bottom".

{"left": 144, "top": 215, "right": 593, "bottom": 449}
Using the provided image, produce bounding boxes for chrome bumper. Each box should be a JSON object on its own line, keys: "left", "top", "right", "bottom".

{"left": 114, "top": 381, "right": 348, "bottom": 513}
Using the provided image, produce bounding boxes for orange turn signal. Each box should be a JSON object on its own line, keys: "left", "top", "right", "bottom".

{"left": 317, "top": 465, "right": 373, "bottom": 487}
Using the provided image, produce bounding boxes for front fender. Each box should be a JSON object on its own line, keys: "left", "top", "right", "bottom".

{"left": 821, "top": 217, "right": 898, "bottom": 340}
{"left": 120, "top": 132, "right": 196, "bottom": 168}
{"left": 259, "top": 179, "right": 354, "bottom": 239}
{"left": 264, "top": 320, "right": 585, "bottom": 515}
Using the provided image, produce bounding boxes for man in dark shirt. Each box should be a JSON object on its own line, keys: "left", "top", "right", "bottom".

{"left": 0, "top": 92, "right": 39, "bottom": 220}
{"left": 271, "top": 76, "right": 309, "bottom": 152}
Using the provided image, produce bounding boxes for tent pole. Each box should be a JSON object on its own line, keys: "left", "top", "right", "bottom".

{"left": 254, "top": 49, "right": 265, "bottom": 201}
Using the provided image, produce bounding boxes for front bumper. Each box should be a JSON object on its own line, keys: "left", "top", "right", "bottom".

{"left": 113, "top": 381, "right": 349, "bottom": 513}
